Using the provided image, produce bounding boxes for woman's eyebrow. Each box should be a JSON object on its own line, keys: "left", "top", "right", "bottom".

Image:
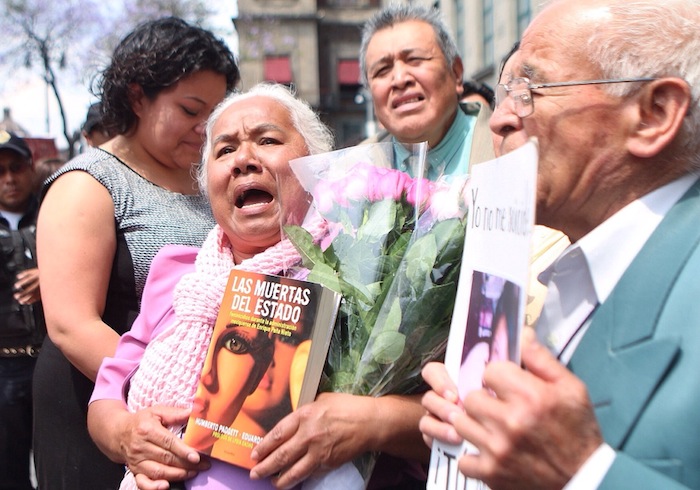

{"left": 213, "top": 133, "right": 237, "bottom": 146}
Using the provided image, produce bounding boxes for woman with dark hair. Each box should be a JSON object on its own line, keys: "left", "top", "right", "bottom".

{"left": 32, "top": 17, "right": 239, "bottom": 489}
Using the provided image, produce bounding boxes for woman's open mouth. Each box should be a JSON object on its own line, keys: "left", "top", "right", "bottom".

{"left": 235, "top": 188, "right": 274, "bottom": 209}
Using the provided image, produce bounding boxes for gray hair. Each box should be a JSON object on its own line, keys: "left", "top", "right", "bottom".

{"left": 197, "top": 82, "right": 335, "bottom": 195}
{"left": 583, "top": 0, "right": 700, "bottom": 169}
{"left": 359, "top": 3, "right": 460, "bottom": 87}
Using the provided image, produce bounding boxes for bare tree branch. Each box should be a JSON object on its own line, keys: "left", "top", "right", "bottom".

{"left": 0, "top": 0, "right": 216, "bottom": 158}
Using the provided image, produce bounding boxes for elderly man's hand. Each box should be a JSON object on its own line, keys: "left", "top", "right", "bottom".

{"left": 420, "top": 362, "right": 465, "bottom": 448}
{"left": 451, "top": 328, "right": 604, "bottom": 490}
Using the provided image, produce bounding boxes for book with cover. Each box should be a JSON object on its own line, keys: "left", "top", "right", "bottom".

{"left": 183, "top": 268, "right": 342, "bottom": 469}
{"left": 427, "top": 139, "right": 539, "bottom": 490}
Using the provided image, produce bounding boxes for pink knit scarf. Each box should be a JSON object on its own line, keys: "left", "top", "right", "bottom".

{"left": 119, "top": 218, "right": 327, "bottom": 489}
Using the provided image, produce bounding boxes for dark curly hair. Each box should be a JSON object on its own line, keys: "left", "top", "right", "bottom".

{"left": 94, "top": 17, "right": 240, "bottom": 134}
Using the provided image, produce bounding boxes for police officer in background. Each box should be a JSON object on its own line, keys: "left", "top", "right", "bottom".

{"left": 0, "top": 130, "right": 44, "bottom": 490}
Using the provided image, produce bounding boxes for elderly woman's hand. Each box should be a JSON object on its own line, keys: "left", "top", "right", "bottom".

{"left": 88, "top": 400, "right": 209, "bottom": 489}
{"left": 249, "top": 391, "right": 428, "bottom": 489}
{"left": 248, "top": 392, "right": 377, "bottom": 488}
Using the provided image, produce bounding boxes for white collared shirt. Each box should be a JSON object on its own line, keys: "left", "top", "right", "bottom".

{"left": 539, "top": 174, "right": 697, "bottom": 362}
{"left": 537, "top": 174, "right": 698, "bottom": 489}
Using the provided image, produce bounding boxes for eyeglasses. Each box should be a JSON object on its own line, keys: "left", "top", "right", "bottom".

{"left": 495, "top": 77, "right": 658, "bottom": 118}
{"left": 0, "top": 161, "right": 30, "bottom": 178}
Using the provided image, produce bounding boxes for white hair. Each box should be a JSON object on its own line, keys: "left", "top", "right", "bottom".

{"left": 197, "top": 82, "right": 335, "bottom": 195}
{"left": 584, "top": 0, "right": 700, "bottom": 168}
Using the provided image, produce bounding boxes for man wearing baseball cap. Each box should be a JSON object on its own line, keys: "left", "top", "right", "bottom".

{"left": 0, "top": 129, "right": 45, "bottom": 489}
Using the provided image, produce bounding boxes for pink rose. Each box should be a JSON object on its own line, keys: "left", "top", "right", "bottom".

{"left": 405, "top": 177, "right": 435, "bottom": 207}
{"left": 426, "top": 181, "right": 468, "bottom": 221}
{"left": 364, "top": 166, "right": 413, "bottom": 202}
{"left": 339, "top": 164, "right": 372, "bottom": 204}
{"left": 312, "top": 179, "right": 337, "bottom": 214}
{"left": 427, "top": 186, "right": 461, "bottom": 221}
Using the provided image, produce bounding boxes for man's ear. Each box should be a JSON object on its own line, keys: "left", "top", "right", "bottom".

{"left": 452, "top": 56, "right": 465, "bottom": 95}
{"left": 627, "top": 77, "right": 690, "bottom": 158}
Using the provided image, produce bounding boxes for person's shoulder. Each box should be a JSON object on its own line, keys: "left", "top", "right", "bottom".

{"left": 42, "top": 149, "right": 121, "bottom": 194}
{"left": 56, "top": 148, "right": 117, "bottom": 173}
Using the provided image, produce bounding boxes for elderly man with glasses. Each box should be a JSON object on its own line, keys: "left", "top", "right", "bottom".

{"left": 420, "top": 0, "right": 700, "bottom": 489}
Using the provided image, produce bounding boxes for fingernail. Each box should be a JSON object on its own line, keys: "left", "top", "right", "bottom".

{"left": 444, "top": 389, "right": 459, "bottom": 404}
{"left": 448, "top": 427, "right": 462, "bottom": 444}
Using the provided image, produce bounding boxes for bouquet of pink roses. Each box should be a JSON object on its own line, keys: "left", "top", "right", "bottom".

{"left": 284, "top": 142, "right": 468, "bottom": 487}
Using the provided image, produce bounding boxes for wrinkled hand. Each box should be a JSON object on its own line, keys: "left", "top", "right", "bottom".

{"left": 119, "top": 406, "right": 209, "bottom": 490}
{"left": 14, "top": 268, "right": 40, "bottom": 305}
{"left": 419, "top": 362, "right": 465, "bottom": 448}
{"left": 447, "top": 328, "right": 603, "bottom": 490}
{"left": 249, "top": 392, "right": 373, "bottom": 489}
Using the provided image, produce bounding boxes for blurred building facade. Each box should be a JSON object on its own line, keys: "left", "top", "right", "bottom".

{"left": 234, "top": 0, "right": 542, "bottom": 148}
{"left": 1, "top": 107, "right": 59, "bottom": 162}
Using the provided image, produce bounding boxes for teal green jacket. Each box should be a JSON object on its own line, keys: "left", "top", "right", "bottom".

{"left": 569, "top": 178, "right": 700, "bottom": 489}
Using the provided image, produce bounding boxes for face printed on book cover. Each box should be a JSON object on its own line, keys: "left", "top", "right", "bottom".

{"left": 239, "top": 321, "right": 309, "bottom": 431}
{"left": 189, "top": 324, "right": 275, "bottom": 450}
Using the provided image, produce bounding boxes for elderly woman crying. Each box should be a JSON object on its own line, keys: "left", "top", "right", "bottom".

{"left": 86, "top": 83, "right": 334, "bottom": 490}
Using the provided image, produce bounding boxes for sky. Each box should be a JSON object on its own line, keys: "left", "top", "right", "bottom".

{"left": 0, "top": 3, "right": 239, "bottom": 150}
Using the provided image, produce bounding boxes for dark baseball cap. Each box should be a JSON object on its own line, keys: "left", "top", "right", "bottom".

{"left": 0, "top": 130, "right": 32, "bottom": 162}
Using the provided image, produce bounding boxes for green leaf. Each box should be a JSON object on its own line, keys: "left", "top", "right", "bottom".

{"left": 430, "top": 218, "right": 466, "bottom": 284}
{"left": 338, "top": 278, "right": 373, "bottom": 307}
{"left": 404, "top": 234, "right": 438, "bottom": 285}
{"left": 371, "top": 331, "right": 406, "bottom": 364}
{"left": 386, "top": 230, "right": 411, "bottom": 258}
{"left": 307, "top": 262, "right": 342, "bottom": 294}
{"left": 334, "top": 238, "right": 385, "bottom": 298}
{"left": 340, "top": 203, "right": 365, "bottom": 230}
{"left": 399, "top": 282, "right": 457, "bottom": 333}
{"left": 283, "top": 225, "right": 324, "bottom": 268}
{"left": 327, "top": 371, "right": 356, "bottom": 393}
{"left": 432, "top": 218, "right": 467, "bottom": 266}
{"left": 378, "top": 296, "right": 402, "bottom": 332}
{"left": 365, "top": 281, "right": 382, "bottom": 299}
{"left": 358, "top": 199, "right": 397, "bottom": 240}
